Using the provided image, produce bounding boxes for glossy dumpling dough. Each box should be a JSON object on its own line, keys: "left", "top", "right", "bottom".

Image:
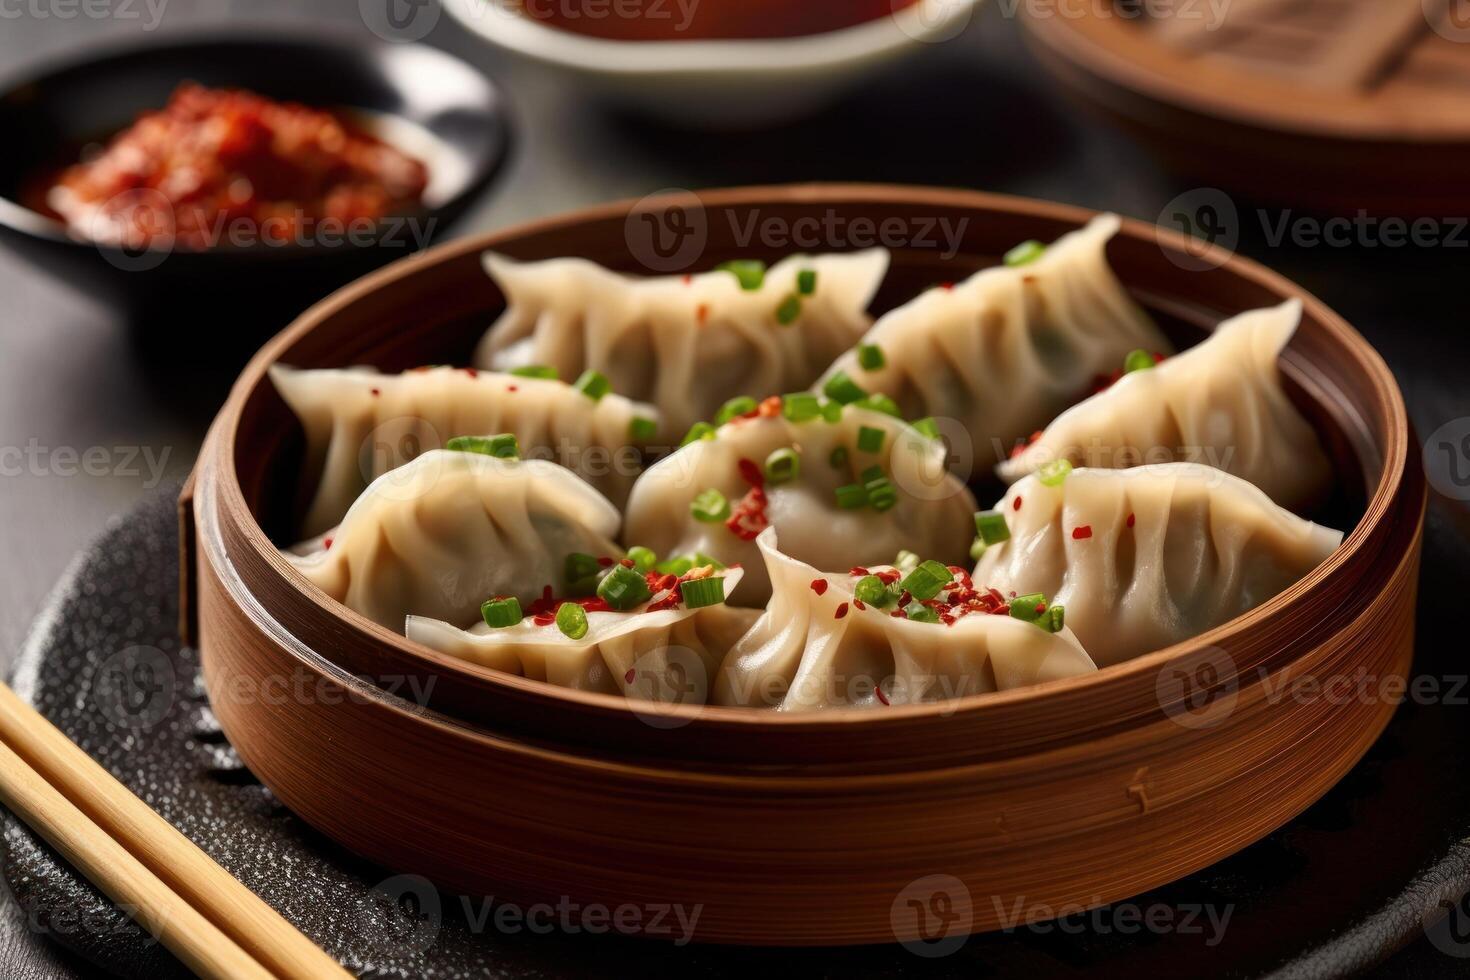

{"left": 285, "top": 450, "right": 623, "bottom": 631}
{"left": 408, "top": 566, "right": 759, "bottom": 704}
{"left": 816, "top": 214, "right": 1171, "bottom": 471}
{"left": 973, "top": 463, "right": 1344, "bottom": 667}
{"left": 715, "top": 530, "right": 1096, "bottom": 710}
{"left": 997, "top": 301, "right": 1332, "bottom": 510}
{"left": 271, "top": 365, "right": 659, "bottom": 538}
{"left": 622, "top": 404, "right": 977, "bottom": 606}
{"left": 473, "top": 250, "right": 890, "bottom": 438}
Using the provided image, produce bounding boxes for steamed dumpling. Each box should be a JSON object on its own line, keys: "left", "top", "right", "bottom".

{"left": 973, "top": 463, "right": 1344, "bottom": 667}
{"left": 408, "top": 566, "right": 758, "bottom": 704}
{"left": 816, "top": 215, "right": 1171, "bottom": 471}
{"left": 473, "top": 250, "right": 889, "bottom": 438}
{"left": 715, "top": 530, "right": 1096, "bottom": 710}
{"left": 271, "top": 364, "right": 659, "bottom": 538}
{"left": 997, "top": 301, "right": 1332, "bottom": 510}
{"left": 622, "top": 398, "right": 978, "bottom": 606}
{"left": 285, "top": 450, "right": 622, "bottom": 631}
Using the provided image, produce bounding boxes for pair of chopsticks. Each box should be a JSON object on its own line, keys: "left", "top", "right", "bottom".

{"left": 0, "top": 681, "right": 352, "bottom": 979}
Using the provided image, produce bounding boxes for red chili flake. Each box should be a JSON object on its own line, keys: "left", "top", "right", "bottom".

{"left": 507, "top": 385, "right": 518, "bottom": 393}
{"left": 655, "top": 573, "right": 679, "bottom": 593}
{"left": 810, "top": 579, "right": 829, "bottom": 596}
{"left": 322, "top": 536, "right": 333, "bottom": 550}
{"left": 757, "top": 396, "right": 782, "bottom": 418}
{"left": 619, "top": 558, "right": 635, "bottom": 568}
{"left": 876, "top": 569, "right": 900, "bottom": 584}
{"left": 939, "top": 612, "right": 956, "bottom": 626}
{"left": 533, "top": 613, "right": 555, "bottom": 626}
{"left": 578, "top": 597, "right": 611, "bottom": 613}
{"left": 947, "top": 566, "right": 972, "bottom": 590}
{"left": 597, "top": 556, "right": 615, "bottom": 567}
{"left": 1153, "top": 351, "right": 1166, "bottom": 364}
{"left": 1035, "top": 602, "right": 1047, "bottom": 615}
{"left": 853, "top": 598, "right": 866, "bottom": 611}
{"left": 625, "top": 668, "right": 636, "bottom": 683}
{"left": 696, "top": 303, "right": 709, "bottom": 324}
{"left": 897, "top": 590, "right": 913, "bottom": 607}
{"left": 849, "top": 566, "right": 871, "bottom": 577}
{"left": 1127, "top": 513, "right": 1136, "bottom": 528}
{"left": 891, "top": 609, "right": 906, "bottom": 619}
{"left": 648, "top": 591, "right": 681, "bottom": 612}
{"left": 1072, "top": 525, "right": 1093, "bottom": 540}
{"left": 938, "top": 282, "right": 954, "bottom": 291}
{"left": 464, "top": 367, "right": 478, "bottom": 378}
{"left": 369, "top": 388, "right": 380, "bottom": 397}
{"left": 874, "top": 684, "right": 890, "bottom": 705}
{"left": 1013, "top": 496, "right": 1023, "bottom": 511}
{"left": 834, "top": 602, "right": 849, "bottom": 620}
{"left": 737, "top": 457, "right": 764, "bottom": 488}
{"left": 682, "top": 274, "right": 692, "bottom": 285}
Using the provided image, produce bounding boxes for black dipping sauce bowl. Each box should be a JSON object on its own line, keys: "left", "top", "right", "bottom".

{"left": 0, "top": 31, "right": 512, "bottom": 338}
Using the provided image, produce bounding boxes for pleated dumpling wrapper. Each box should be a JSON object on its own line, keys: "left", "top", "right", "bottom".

{"left": 622, "top": 396, "right": 977, "bottom": 606}
{"left": 973, "top": 463, "right": 1344, "bottom": 667}
{"left": 816, "top": 214, "right": 1171, "bottom": 470}
{"left": 715, "top": 529, "right": 1096, "bottom": 711}
{"left": 473, "top": 250, "right": 889, "bottom": 439}
{"left": 286, "top": 448, "right": 622, "bottom": 632}
{"left": 271, "top": 364, "right": 660, "bottom": 539}
{"left": 996, "top": 300, "right": 1332, "bottom": 511}
{"left": 408, "top": 564, "right": 758, "bottom": 705}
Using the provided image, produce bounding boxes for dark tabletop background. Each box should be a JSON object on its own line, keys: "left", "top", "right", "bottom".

{"left": 1, "top": 1, "right": 1468, "bottom": 976}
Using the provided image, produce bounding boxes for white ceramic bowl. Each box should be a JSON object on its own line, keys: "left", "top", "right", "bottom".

{"left": 442, "top": 0, "right": 985, "bottom": 127}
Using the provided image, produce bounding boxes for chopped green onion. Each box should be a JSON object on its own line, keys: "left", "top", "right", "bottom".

{"left": 1124, "top": 349, "right": 1156, "bottom": 373}
{"left": 900, "top": 559, "right": 954, "bottom": 601}
{"left": 775, "top": 294, "right": 802, "bottom": 325}
{"left": 481, "top": 596, "right": 522, "bottom": 629}
{"left": 860, "top": 464, "right": 884, "bottom": 483}
{"left": 829, "top": 446, "right": 849, "bottom": 469}
{"left": 565, "top": 552, "right": 602, "bottom": 582}
{"left": 796, "top": 268, "right": 817, "bottom": 295}
{"left": 764, "top": 448, "right": 800, "bottom": 485}
{"left": 509, "top": 364, "right": 559, "bottom": 380}
{"left": 691, "top": 488, "right": 730, "bottom": 522}
{"left": 970, "top": 536, "right": 987, "bottom": 561}
{"left": 823, "top": 371, "right": 868, "bottom": 405}
{"left": 1047, "top": 604, "right": 1066, "bottom": 633}
{"left": 822, "top": 400, "right": 844, "bottom": 423}
{"left": 895, "top": 550, "right": 921, "bottom": 574}
{"left": 857, "top": 426, "right": 886, "bottom": 453}
{"left": 866, "top": 477, "right": 898, "bottom": 512}
{"left": 856, "top": 393, "right": 902, "bottom": 418}
{"left": 555, "top": 601, "right": 589, "bottom": 639}
{"left": 628, "top": 416, "right": 658, "bottom": 441}
{"left": 445, "top": 433, "right": 519, "bottom": 459}
{"left": 715, "top": 396, "right": 757, "bottom": 425}
{"left": 1009, "top": 593, "right": 1047, "bottom": 621}
{"left": 573, "top": 369, "right": 611, "bottom": 401}
{"left": 655, "top": 556, "right": 694, "bottom": 577}
{"left": 626, "top": 546, "right": 658, "bottom": 573}
{"left": 1038, "top": 458, "right": 1073, "bottom": 486}
{"left": 681, "top": 422, "right": 716, "bottom": 446}
{"left": 912, "top": 417, "right": 941, "bottom": 439}
{"left": 857, "top": 344, "right": 885, "bottom": 371}
{"left": 835, "top": 483, "right": 868, "bottom": 509}
{"left": 904, "top": 601, "right": 940, "bottom": 624}
{"left": 782, "top": 392, "right": 822, "bottom": 422}
{"left": 854, "top": 575, "right": 889, "bottom": 607}
{"left": 716, "top": 259, "right": 766, "bottom": 291}
{"left": 680, "top": 576, "right": 726, "bottom": 609}
{"left": 1005, "top": 240, "right": 1046, "bottom": 267}
{"left": 597, "top": 565, "right": 651, "bottom": 610}
{"left": 694, "top": 552, "right": 727, "bottom": 571}
{"left": 974, "top": 510, "right": 1011, "bottom": 545}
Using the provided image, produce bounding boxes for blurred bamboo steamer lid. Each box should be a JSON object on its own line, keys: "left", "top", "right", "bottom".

{"left": 1021, "top": 0, "right": 1470, "bottom": 215}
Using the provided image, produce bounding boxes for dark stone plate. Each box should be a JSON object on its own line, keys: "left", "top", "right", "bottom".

{"left": 4, "top": 486, "right": 1470, "bottom": 978}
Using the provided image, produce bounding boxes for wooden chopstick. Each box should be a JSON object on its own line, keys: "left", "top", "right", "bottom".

{"left": 0, "top": 681, "right": 352, "bottom": 980}
{"left": 0, "top": 737, "right": 273, "bottom": 979}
